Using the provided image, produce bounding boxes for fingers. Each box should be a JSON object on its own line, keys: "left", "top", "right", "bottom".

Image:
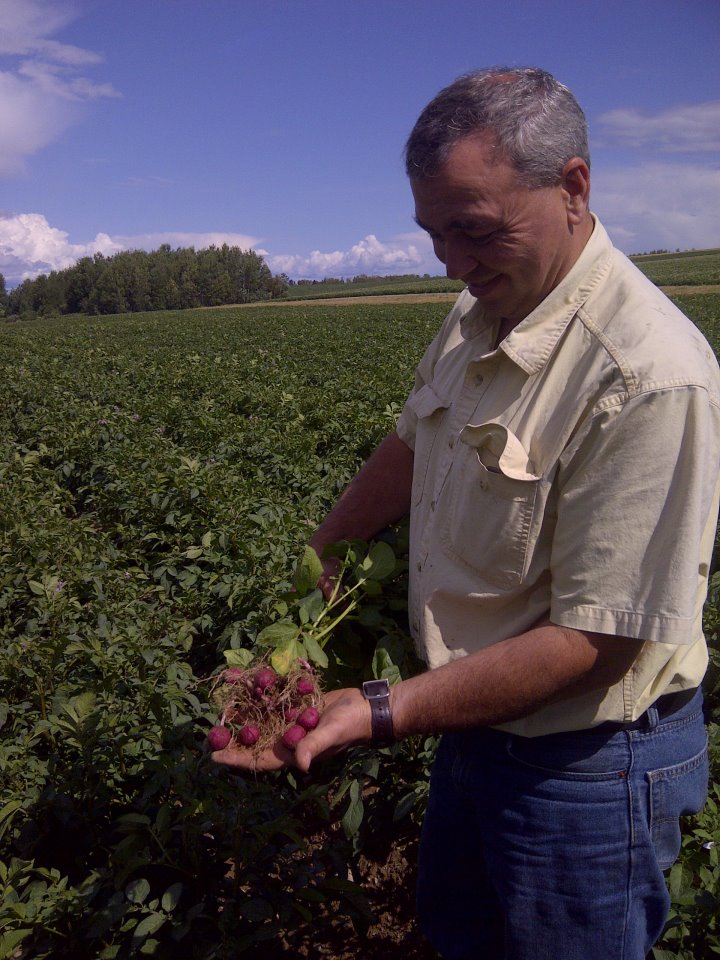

{"left": 208, "top": 687, "right": 373, "bottom": 775}
{"left": 318, "top": 556, "right": 343, "bottom": 601}
{"left": 317, "top": 572, "right": 338, "bottom": 602}
{"left": 210, "top": 738, "right": 295, "bottom": 772}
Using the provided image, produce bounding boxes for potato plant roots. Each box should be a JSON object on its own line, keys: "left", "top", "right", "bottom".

{"left": 209, "top": 659, "right": 326, "bottom": 755}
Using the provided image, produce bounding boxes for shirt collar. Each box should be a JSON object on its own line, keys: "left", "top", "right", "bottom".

{"left": 502, "top": 214, "right": 613, "bottom": 374}
{"left": 460, "top": 214, "right": 614, "bottom": 375}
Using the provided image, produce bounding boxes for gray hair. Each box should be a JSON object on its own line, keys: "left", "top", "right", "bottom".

{"left": 404, "top": 67, "right": 590, "bottom": 188}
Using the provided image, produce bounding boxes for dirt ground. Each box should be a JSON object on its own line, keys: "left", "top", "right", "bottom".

{"left": 244, "top": 827, "right": 441, "bottom": 959}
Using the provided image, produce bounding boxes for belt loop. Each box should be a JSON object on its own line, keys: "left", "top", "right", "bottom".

{"left": 645, "top": 703, "right": 660, "bottom": 729}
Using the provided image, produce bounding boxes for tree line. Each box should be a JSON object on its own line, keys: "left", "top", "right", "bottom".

{"left": 0, "top": 245, "right": 290, "bottom": 320}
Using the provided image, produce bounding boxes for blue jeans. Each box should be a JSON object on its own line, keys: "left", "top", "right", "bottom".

{"left": 417, "top": 689, "right": 708, "bottom": 960}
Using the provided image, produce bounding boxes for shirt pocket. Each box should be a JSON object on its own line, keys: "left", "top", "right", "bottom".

{"left": 441, "top": 422, "right": 541, "bottom": 588}
{"left": 406, "top": 383, "right": 450, "bottom": 506}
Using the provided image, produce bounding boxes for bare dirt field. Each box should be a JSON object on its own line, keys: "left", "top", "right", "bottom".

{"left": 658, "top": 285, "right": 720, "bottom": 296}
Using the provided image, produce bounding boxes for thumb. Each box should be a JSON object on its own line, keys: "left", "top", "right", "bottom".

{"left": 293, "top": 724, "right": 339, "bottom": 773}
{"left": 293, "top": 688, "right": 372, "bottom": 772}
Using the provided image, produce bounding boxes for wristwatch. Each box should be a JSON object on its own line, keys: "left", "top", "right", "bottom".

{"left": 362, "top": 679, "right": 394, "bottom": 745}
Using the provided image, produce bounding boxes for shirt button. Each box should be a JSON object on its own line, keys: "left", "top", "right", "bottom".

{"left": 430, "top": 500, "right": 435, "bottom": 511}
{"left": 475, "top": 374, "right": 484, "bottom": 386}
{"left": 416, "top": 561, "right": 422, "bottom": 572}
{"left": 449, "top": 437, "right": 455, "bottom": 448}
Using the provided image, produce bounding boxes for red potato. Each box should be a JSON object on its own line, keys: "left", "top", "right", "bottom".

{"left": 254, "top": 667, "right": 277, "bottom": 691}
{"left": 237, "top": 724, "right": 260, "bottom": 746}
{"left": 282, "top": 725, "right": 307, "bottom": 749}
{"left": 222, "top": 667, "right": 246, "bottom": 686}
{"left": 207, "top": 725, "right": 232, "bottom": 751}
{"left": 297, "top": 706, "right": 320, "bottom": 730}
{"left": 296, "top": 676, "right": 315, "bottom": 696}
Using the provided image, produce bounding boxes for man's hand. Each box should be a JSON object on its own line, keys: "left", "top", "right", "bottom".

{"left": 315, "top": 553, "right": 343, "bottom": 602}
{"left": 210, "top": 687, "right": 373, "bottom": 774}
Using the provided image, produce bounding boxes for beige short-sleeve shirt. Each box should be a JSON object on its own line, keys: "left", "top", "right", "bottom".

{"left": 396, "top": 216, "right": 720, "bottom": 736}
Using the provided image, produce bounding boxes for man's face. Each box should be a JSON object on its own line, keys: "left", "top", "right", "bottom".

{"left": 411, "top": 133, "right": 588, "bottom": 326}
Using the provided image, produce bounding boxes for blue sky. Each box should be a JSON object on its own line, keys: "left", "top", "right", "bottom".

{"left": 1, "top": 0, "right": 719, "bottom": 287}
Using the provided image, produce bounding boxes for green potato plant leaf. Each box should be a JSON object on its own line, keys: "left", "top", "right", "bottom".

{"left": 293, "top": 545, "right": 324, "bottom": 596}
{"left": 256, "top": 621, "right": 300, "bottom": 647}
{"left": 302, "top": 631, "right": 329, "bottom": 669}
{"left": 358, "top": 541, "right": 396, "bottom": 581}
{"left": 270, "top": 636, "right": 306, "bottom": 675}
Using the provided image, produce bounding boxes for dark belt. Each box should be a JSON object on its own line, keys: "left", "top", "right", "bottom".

{"left": 595, "top": 687, "right": 700, "bottom": 732}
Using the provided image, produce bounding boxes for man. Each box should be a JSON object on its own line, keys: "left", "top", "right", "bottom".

{"left": 214, "top": 68, "right": 720, "bottom": 959}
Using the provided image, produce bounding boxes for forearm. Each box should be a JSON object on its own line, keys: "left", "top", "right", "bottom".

{"left": 212, "top": 623, "right": 643, "bottom": 772}
{"left": 389, "top": 623, "right": 644, "bottom": 737}
{"left": 310, "top": 430, "right": 414, "bottom": 552}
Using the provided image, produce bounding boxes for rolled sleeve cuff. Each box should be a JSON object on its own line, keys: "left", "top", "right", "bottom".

{"left": 551, "top": 601, "right": 696, "bottom": 644}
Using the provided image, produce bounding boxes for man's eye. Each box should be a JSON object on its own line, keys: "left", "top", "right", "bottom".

{"left": 468, "top": 232, "right": 495, "bottom": 244}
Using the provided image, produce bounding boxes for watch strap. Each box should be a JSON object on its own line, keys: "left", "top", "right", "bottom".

{"left": 362, "top": 679, "right": 394, "bottom": 745}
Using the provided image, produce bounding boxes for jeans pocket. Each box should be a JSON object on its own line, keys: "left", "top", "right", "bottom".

{"left": 647, "top": 740, "right": 709, "bottom": 870}
{"left": 506, "top": 730, "right": 629, "bottom": 781}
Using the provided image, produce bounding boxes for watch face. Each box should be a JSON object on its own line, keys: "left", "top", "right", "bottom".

{"left": 363, "top": 679, "right": 390, "bottom": 699}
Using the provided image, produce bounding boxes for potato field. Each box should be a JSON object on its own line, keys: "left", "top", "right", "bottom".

{"left": 631, "top": 250, "right": 720, "bottom": 288}
{"left": 1, "top": 292, "right": 719, "bottom": 959}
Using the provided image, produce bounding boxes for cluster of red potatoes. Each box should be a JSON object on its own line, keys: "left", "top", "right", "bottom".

{"left": 207, "top": 661, "right": 324, "bottom": 754}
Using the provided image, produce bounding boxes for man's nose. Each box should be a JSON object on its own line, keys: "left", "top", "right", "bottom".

{"left": 441, "top": 239, "right": 477, "bottom": 281}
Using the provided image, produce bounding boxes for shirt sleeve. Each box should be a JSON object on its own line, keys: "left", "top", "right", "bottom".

{"left": 550, "top": 383, "right": 720, "bottom": 644}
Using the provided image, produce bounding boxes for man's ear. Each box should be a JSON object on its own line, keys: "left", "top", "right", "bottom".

{"left": 560, "top": 157, "right": 590, "bottom": 224}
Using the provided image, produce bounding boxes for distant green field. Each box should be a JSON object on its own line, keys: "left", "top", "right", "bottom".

{"left": 631, "top": 249, "right": 720, "bottom": 286}
{"left": 281, "top": 248, "right": 720, "bottom": 301}
{"left": 286, "top": 276, "right": 464, "bottom": 300}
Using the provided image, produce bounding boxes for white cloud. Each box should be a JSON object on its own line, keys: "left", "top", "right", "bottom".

{"left": 596, "top": 101, "right": 720, "bottom": 153}
{"left": 0, "top": 0, "right": 78, "bottom": 56}
{"left": 0, "top": 213, "right": 264, "bottom": 285}
{"left": 592, "top": 162, "right": 720, "bottom": 254}
{"left": 0, "top": 212, "right": 123, "bottom": 283}
{"left": 0, "top": 0, "right": 119, "bottom": 175}
{"left": 267, "top": 232, "right": 435, "bottom": 279}
{"left": 111, "top": 230, "right": 263, "bottom": 253}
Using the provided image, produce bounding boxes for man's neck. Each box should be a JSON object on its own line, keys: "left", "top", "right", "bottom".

{"left": 493, "top": 317, "right": 517, "bottom": 350}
